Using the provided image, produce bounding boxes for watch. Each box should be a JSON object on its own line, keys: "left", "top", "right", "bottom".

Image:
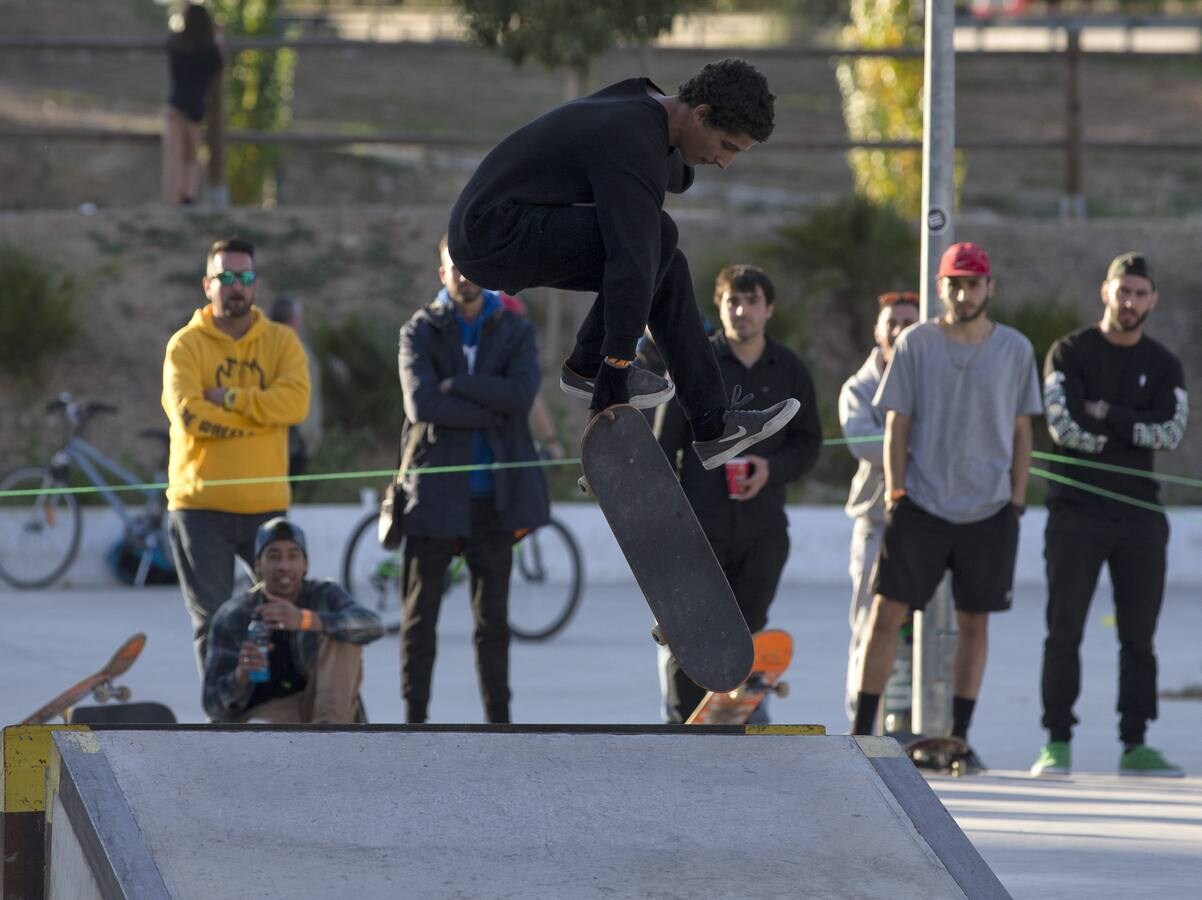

{"left": 222, "top": 388, "right": 237, "bottom": 411}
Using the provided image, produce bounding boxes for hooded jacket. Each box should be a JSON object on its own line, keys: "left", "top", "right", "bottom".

{"left": 162, "top": 305, "right": 310, "bottom": 513}
{"left": 398, "top": 298, "right": 550, "bottom": 538}
{"left": 838, "top": 348, "right": 887, "bottom": 523}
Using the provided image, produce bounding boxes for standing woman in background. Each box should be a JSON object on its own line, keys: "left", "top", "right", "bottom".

{"left": 162, "top": 3, "right": 223, "bottom": 205}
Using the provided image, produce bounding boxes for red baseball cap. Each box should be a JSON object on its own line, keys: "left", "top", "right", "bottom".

{"left": 937, "top": 242, "right": 991, "bottom": 278}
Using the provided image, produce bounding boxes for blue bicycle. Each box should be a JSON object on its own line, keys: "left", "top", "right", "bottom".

{"left": 0, "top": 393, "right": 172, "bottom": 589}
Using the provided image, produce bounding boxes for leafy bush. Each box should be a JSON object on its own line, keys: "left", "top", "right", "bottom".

{"left": 0, "top": 245, "right": 81, "bottom": 378}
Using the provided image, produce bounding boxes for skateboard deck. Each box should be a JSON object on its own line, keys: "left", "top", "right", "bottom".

{"left": 21, "top": 633, "right": 146, "bottom": 725}
{"left": 580, "top": 405, "right": 753, "bottom": 693}
{"left": 686, "top": 628, "right": 792, "bottom": 725}
{"left": 899, "top": 733, "right": 972, "bottom": 775}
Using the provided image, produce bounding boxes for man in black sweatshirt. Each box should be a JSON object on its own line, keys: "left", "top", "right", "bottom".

{"left": 448, "top": 58, "right": 798, "bottom": 470}
{"left": 1032, "top": 252, "right": 1188, "bottom": 778}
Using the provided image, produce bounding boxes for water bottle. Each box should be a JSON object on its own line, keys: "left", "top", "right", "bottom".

{"left": 246, "top": 618, "right": 272, "bottom": 684}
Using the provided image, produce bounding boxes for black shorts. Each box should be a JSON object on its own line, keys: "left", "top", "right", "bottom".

{"left": 872, "top": 497, "right": 1018, "bottom": 614}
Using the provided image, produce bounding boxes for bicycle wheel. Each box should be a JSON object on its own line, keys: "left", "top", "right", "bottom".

{"left": 342, "top": 510, "right": 403, "bottom": 633}
{"left": 508, "top": 518, "right": 584, "bottom": 642}
{"left": 0, "top": 466, "right": 83, "bottom": 589}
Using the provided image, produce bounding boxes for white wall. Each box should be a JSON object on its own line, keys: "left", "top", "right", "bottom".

{"left": 38, "top": 503, "right": 1202, "bottom": 591}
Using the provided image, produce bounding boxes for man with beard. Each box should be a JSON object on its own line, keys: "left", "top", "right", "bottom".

{"left": 654, "top": 265, "right": 822, "bottom": 723}
{"left": 395, "top": 236, "right": 550, "bottom": 724}
{"left": 839, "top": 291, "right": 920, "bottom": 728}
{"left": 1031, "top": 252, "right": 1188, "bottom": 778}
{"left": 203, "top": 518, "right": 384, "bottom": 723}
{"left": 163, "top": 237, "right": 310, "bottom": 676}
{"left": 850, "top": 243, "right": 1043, "bottom": 774}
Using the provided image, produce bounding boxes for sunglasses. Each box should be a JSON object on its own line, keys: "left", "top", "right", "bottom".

{"left": 211, "top": 270, "right": 257, "bottom": 286}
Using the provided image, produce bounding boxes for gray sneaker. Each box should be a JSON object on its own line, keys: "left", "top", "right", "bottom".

{"left": 692, "top": 398, "right": 801, "bottom": 470}
{"left": 559, "top": 361, "right": 675, "bottom": 409}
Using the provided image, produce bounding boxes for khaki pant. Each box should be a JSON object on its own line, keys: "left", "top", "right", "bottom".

{"left": 238, "top": 636, "right": 364, "bottom": 724}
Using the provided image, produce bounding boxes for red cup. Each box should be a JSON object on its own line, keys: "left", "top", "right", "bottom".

{"left": 724, "top": 457, "right": 750, "bottom": 498}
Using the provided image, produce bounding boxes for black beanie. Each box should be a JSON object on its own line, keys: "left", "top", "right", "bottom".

{"left": 254, "top": 517, "right": 308, "bottom": 561}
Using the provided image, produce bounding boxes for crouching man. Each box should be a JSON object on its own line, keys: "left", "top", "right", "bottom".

{"left": 203, "top": 518, "right": 384, "bottom": 723}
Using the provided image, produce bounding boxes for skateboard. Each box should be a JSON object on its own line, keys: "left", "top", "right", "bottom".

{"left": 686, "top": 628, "right": 792, "bottom": 725}
{"left": 899, "top": 733, "right": 973, "bottom": 776}
{"left": 20, "top": 633, "right": 146, "bottom": 725}
{"left": 579, "top": 405, "right": 753, "bottom": 693}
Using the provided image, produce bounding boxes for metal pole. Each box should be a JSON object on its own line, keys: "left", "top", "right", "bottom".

{"left": 914, "top": 0, "right": 957, "bottom": 739}
{"left": 1061, "top": 25, "right": 1086, "bottom": 219}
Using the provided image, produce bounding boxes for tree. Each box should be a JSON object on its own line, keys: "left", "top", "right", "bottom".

{"left": 455, "top": 0, "right": 701, "bottom": 92}
{"left": 835, "top": 0, "right": 926, "bottom": 216}
{"left": 211, "top": 0, "right": 296, "bottom": 205}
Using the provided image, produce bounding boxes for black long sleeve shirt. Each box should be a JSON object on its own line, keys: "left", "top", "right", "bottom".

{"left": 1043, "top": 325, "right": 1187, "bottom": 510}
{"left": 449, "top": 78, "right": 694, "bottom": 360}
{"left": 655, "top": 334, "right": 822, "bottom": 541}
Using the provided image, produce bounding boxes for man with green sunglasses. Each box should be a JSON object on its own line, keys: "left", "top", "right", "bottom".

{"left": 162, "top": 236, "right": 311, "bottom": 680}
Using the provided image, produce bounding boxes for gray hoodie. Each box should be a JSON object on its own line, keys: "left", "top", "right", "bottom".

{"left": 838, "top": 348, "right": 887, "bottom": 523}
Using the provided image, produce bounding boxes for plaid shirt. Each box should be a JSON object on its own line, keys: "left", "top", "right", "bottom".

{"left": 203, "top": 578, "right": 384, "bottom": 722}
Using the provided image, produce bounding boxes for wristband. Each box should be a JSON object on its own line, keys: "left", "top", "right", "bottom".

{"left": 299, "top": 609, "right": 319, "bottom": 631}
{"left": 222, "top": 388, "right": 237, "bottom": 411}
{"left": 888, "top": 488, "right": 906, "bottom": 503}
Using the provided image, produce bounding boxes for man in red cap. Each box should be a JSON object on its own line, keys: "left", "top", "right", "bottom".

{"left": 850, "top": 242, "right": 1043, "bottom": 772}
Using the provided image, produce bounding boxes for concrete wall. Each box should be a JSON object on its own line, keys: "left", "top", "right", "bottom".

{"left": 48, "top": 501, "right": 1202, "bottom": 591}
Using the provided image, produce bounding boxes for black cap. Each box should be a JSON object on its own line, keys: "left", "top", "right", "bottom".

{"left": 1106, "top": 252, "right": 1154, "bottom": 289}
{"left": 254, "top": 517, "right": 307, "bottom": 561}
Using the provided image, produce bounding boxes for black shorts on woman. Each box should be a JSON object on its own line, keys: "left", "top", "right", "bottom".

{"left": 872, "top": 496, "right": 1019, "bottom": 614}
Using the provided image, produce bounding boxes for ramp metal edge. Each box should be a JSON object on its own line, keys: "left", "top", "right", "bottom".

{"left": 857, "top": 737, "right": 1012, "bottom": 900}
{"left": 50, "top": 731, "right": 171, "bottom": 900}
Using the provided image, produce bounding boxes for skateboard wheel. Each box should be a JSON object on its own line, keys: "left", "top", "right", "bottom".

{"left": 650, "top": 625, "right": 667, "bottom": 646}
{"left": 576, "top": 476, "right": 593, "bottom": 497}
{"left": 113, "top": 686, "right": 132, "bottom": 702}
{"left": 93, "top": 685, "right": 111, "bottom": 703}
{"left": 774, "top": 681, "right": 790, "bottom": 699}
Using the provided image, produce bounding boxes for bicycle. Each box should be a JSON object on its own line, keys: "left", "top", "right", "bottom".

{"left": 0, "top": 393, "right": 174, "bottom": 589}
{"left": 341, "top": 509, "right": 584, "bottom": 640}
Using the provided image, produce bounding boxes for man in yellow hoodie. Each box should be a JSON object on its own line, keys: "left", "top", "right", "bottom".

{"left": 162, "top": 237, "right": 310, "bottom": 675}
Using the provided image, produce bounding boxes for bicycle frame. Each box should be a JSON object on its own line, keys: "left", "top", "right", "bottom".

{"left": 56, "top": 434, "right": 163, "bottom": 532}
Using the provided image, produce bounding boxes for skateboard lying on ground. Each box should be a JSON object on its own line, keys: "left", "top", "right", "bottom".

{"left": 21, "top": 633, "right": 147, "bottom": 725}
{"left": 686, "top": 628, "right": 792, "bottom": 724}
{"left": 579, "top": 405, "right": 753, "bottom": 693}
{"left": 899, "top": 733, "right": 972, "bottom": 776}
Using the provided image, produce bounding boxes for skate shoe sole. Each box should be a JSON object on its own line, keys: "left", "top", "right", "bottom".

{"left": 697, "top": 398, "right": 801, "bottom": 470}
{"left": 559, "top": 376, "right": 676, "bottom": 410}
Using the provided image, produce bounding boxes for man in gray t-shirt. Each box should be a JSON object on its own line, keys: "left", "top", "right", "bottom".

{"left": 850, "top": 243, "right": 1043, "bottom": 772}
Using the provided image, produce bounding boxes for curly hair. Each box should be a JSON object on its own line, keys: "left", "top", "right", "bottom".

{"left": 678, "top": 58, "right": 775, "bottom": 143}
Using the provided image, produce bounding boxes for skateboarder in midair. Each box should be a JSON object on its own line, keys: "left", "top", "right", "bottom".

{"left": 447, "top": 58, "right": 799, "bottom": 467}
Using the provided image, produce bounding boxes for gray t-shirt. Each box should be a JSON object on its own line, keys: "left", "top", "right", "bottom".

{"left": 873, "top": 320, "right": 1043, "bottom": 523}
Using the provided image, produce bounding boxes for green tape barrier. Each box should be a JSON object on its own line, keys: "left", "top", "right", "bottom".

{"left": 0, "top": 433, "right": 1196, "bottom": 515}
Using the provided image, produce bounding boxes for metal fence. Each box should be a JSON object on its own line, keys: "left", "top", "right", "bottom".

{"left": 3, "top": 26, "right": 1201, "bottom": 215}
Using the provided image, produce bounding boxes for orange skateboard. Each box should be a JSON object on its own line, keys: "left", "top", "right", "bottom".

{"left": 686, "top": 629, "right": 792, "bottom": 725}
{"left": 20, "top": 633, "right": 146, "bottom": 725}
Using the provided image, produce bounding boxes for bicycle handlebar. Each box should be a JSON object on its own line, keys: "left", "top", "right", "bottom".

{"left": 44, "top": 394, "right": 118, "bottom": 430}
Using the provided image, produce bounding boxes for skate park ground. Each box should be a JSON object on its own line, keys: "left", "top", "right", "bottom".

{"left": 2, "top": 568, "right": 1200, "bottom": 898}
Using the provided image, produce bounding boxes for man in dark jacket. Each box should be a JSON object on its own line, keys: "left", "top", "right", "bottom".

{"left": 396, "top": 236, "right": 551, "bottom": 724}
{"left": 655, "top": 265, "right": 822, "bottom": 722}
{"left": 448, "top": 58, "right": 799, "bottom": 467}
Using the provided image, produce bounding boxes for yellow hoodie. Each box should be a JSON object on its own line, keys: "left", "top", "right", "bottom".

{"left": 162, "top": 305, "right": 310, "bottom": 513}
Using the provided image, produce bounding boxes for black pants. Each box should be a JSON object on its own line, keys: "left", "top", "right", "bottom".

{"left": 454, "top": 203, "right": 726, "bottom": 420}
{"left": 665, "top": 528, "right": 790, "bottom": 723}
{"left": 401, "top": 499, "right": 514, "bottom": 724}
{"left": 1041, "top": 504, "right": 1169, "bottom": 745}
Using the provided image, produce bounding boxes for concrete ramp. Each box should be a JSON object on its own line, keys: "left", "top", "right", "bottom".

{"left": 43, "top": 725, "right": 1008, "bottom": 899}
